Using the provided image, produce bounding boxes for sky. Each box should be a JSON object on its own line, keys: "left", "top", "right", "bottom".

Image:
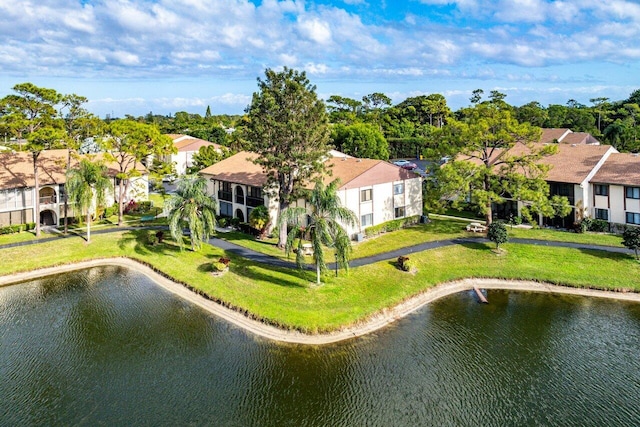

{"left": 1, "top": 0, "right": 639, "bottom": 118}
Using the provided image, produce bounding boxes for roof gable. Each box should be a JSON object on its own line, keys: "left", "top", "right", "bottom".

{"left": 591, "top": 153, "right": 640, "bottom": 186}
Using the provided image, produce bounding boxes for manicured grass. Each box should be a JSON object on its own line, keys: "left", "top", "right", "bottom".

{"left": 0, "top": 231, "right": 39, "bottom": 245}
{"left": 216, "top": 217, "right": 624, "bottom": 262}
{"left": 148, "top": 193, "right": 167, "bottom": 210}
{"left": 508, "top": 226, "right": 623, "bottom": 247}
{"left": 353, "top": 217, "right": 468, "bottom": 258}
{"left": 0, "top": 230, "right": 637, "bottom": 333}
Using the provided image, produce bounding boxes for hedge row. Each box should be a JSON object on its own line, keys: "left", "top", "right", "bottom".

{"left": 0, "top": 223, "right": 36, "bottom": 235}
{"left": 363, "top": 215, "right": 420, "bottom": 238}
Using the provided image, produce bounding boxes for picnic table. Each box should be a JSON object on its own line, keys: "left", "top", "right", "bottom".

{"left": 466, "top": 222, "right": 487, "bottom": 232}
{"left": 301, "top": 243, "right": 314, "bottom": 256}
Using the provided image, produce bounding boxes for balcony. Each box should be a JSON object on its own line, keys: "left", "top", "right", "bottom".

{"left": 218, "top": 191, "right": 232, "bottom": 202}
{"left": 246, "top": 196, "right": 264, "bottom": 208}
{"left": 235, "top": 195, "right": 245, "bottom": 204}
{"left": 39, "top": 195, "right": 57, "bottom": 205}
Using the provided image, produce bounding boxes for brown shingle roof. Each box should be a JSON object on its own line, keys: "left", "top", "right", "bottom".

{"left": 544, "top": 144, "right": 614, "bottom": 184}
{"left": 560, "top": 132, "right": 600, "bottom": 145}
{"left": 174, "top": 138, "right": 220, "bottom": 152}
{"left": 538, "top": 128, "right": 600, "bottom": 145}
{"left": 458, "top": 142, "right": 615, "bottom": 185}
{"left": 199, "top": 152, "right": 267, "bottom": 187}
{"left": 0, "top": 149, "right": 146, "bottom": 191}
{"left": 166, "top": 134, "right": 221, "bottom": 152}
{"left": 540, "top": 128, "right": 572, "bottom": 144}
{"left": 591, "top": 153, "right": 640, "bottom": 186}
{"left": 326, "top": 157, "right": 416, "bottom": 189}
{"left": 199, "top": 151, "right": 417, "bottom": 190}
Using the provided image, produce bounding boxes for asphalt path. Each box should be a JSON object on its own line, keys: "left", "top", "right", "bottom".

{"left": 0, "top": 226, "right": 633, "bottom": 269}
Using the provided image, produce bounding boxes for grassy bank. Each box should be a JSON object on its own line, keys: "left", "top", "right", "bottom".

{"left": 0, "top": 229, "right": 638, "bottom": 333}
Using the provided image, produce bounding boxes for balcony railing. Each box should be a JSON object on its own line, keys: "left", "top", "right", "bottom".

{"left": 218, "top": 190, "right": 232, "bottom": 202}
{"left": 39, "top": 195, "right": 57, "bottom": 205}
{"left": 235, "top": 195, "right": 245, "bottom": 204}
{"left": 246, "top": 196, "right": 264, "bottom": 208}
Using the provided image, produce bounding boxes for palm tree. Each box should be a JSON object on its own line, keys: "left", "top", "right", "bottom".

{"left": 280, "top": 180, "right": 358, "bottom": 285}
{"left": 166, "top": 176, "right": 217, "bottom": 251}
{"left": 65, "top": 158, "right": 110, "bottom": 243}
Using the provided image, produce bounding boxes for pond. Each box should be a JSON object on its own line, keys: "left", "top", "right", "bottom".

{"left": 1, "top": 266, "right": 639, "bottom": 426}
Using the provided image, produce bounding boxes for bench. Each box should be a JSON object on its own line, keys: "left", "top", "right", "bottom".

{"left": 140, "top": 215, "right": 155, "bottom": 222}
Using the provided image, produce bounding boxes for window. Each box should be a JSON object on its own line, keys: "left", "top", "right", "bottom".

{"left": 394, "top": 183, "right": 404, "bottom": 195}
{"left": 249, "top": 186, "right": 262, "bottom": 199}
{"left": 594, "top": 184, "right": 609, "bottom": 196}
{"left": 626, "top": 187, "right": 640, "bottom": 199}
{"left": 595, "top": 209, "right": 609, "bottom": 221}
{"left": 394, "top": 206, "right": 405, "bottom": 219}
{"left": 360, "top": 189, "right": 372, "bottom": 202}
{"left": 221, "top": 182, "right": 231, "bottom": 192}
{"left": 219, "top": 201, "right": 233, "bottom": 217}
{"left": 361, "top": 213, "right": 373, "bottom": 227}
{"left": 627, "top": 212, "right": 640, "bottom": 225}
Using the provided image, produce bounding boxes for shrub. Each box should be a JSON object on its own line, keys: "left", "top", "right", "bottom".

{"left": 574, "top": 218, "right": 609, "bottom": 233}
{"left": 155, "top": 230, "right": 165, "bottom": 243}
{"left": 104, "top": 205, "right": 118, "bottom": 218}
{"left": 403, "top": 258, "right": 416, "bottom": 272}
{"left": 217, "top": 217, "right": 227, "bottom": 228}
{"left": 146, "top": 232, "right": 158, "bottom": 246}
{"left": 211, "top": 261, "right": 228, "bottom": 272}
{"left": 397, "top": 255, "right": 410, "bottom": 271}
{"left": 218, "top": 257, "right": 231, "bottom": 266}
{"left": 364, "top": 216, "right": 420, "bottom": 238}
{"left": 0, "top": 225, "right": 19, "bottom": 235}
{"left": 588, "top": 219, "right": 609, "bottom": 233}
{"left": 487, "top": 221, "right": 508, "bottom": 249}
{"left": 124, "top": 199, "right": 139, "bottom": 214}
{"left": 230, "top": 217, "right": 241, "bottom": 227}
{"left": 622, "top": 227, "right": 640, "bottom": 259}
{"left": 573, "top": 220, "right": 587, "bottom": 233}
{"left": 138, "top": 201, "right": 153, "bottom": 213}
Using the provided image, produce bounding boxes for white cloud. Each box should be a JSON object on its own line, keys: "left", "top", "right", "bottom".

{"left": 0, "top": 0, "right": 637, "bottom": 116}
{"left": 297, "top": 17, "right": 333, "bottom": 45}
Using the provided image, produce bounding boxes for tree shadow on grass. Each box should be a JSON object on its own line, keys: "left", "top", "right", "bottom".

{"left": 577, "top": 247, "right": 634, "bottom": 263}
{"left": 231, "top": 259, "right": 314, "bottom": 289}
{"left": 455, "top": 240, "right": 492, "bottom": 251}
{"left": 117, "top": 229, "right": 181, "bottom": 257}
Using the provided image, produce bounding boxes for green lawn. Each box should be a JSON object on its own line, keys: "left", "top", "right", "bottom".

{"left": 215, "top": 217, "right": 624, "bottom": 262}
{"left": 0, "top": 229, "right": 637, "bottom": 333}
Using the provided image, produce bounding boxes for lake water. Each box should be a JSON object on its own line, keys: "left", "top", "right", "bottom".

{"left": 1, "top": 266, "right": 639, "bottom": 426}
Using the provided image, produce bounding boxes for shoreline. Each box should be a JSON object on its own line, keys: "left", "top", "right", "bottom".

{"left": 2, "top": 257, "right": 640, "bottom": 345}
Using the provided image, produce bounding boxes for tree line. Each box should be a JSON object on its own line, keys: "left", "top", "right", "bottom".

{"left": 133, "top": 87, "right": 640, "bottom": 159}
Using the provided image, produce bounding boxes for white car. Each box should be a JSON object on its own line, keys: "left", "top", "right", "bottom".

{"left": 393, "top": 159, "right": 417, "bottom": 170}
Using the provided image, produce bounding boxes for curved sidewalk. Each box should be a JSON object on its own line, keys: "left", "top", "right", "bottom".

{"left": 210, "top": 236, "right": 634, "bottom": 270}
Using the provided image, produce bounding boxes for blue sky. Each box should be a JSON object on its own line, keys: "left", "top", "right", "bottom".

{"left": 1, "top": 0, "right": 639, "bottom": 118}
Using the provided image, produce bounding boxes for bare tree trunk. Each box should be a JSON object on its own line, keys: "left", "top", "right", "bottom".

{"left": 64, "top": 149, "right": 70, "bottom": 234}
{"left": 316, "top": 262, "right": 321, "bottom": 285}
{"left": 118, "top": 180, "right": 125, "bottom": 226}
{"left": 277, "top": 199, "right": 290, "bottom": 249}
{"left": 484, "top": 174, "right": 493, "bottom": 226}
{"left": 33, "top": 154, "right": 41, "bottom": 237}
{"left": 86, "top": 212, "right": 91, "bottom": 243}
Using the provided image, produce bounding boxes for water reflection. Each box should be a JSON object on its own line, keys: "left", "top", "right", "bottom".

{"left": 0, "top": 268, "right": 639, "bottom": 426}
